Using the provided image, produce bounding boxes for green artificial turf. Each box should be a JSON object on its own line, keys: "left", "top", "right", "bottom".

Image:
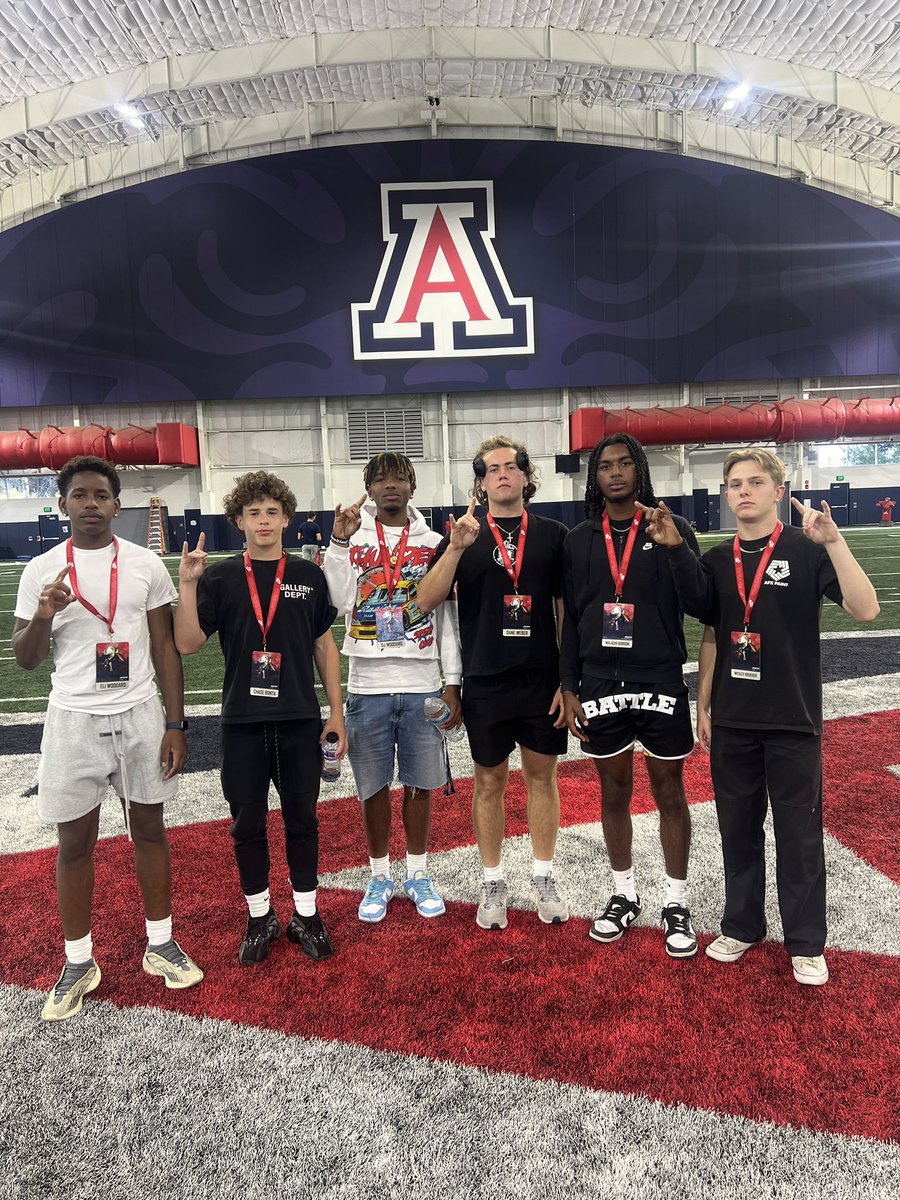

{"left": 1, "top": 527, "right": 898, "bottom": 713}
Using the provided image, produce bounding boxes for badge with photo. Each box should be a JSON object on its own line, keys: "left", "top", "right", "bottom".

{"left": 730, "top": 631, "right": 761, "bottom": 680}
{"left": 502, "top": 593, "right": 532, "bottom": 637}
{"left": 250, "top": 650, "right": 282, "bottom": 697}
{"left": 375, "top": 604, "right": 405, "bottom": 644}
{"left": 95, "top": 641, "right": 129, "bottom": 690}
{"left": 601, "top": 603, "right": 634, "bottom": 648}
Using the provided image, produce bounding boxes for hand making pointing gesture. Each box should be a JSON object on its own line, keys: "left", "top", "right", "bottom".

{"left": 179, "top": 531, "right": 208, "bottom": 584}
{"left": 37, "top": 563, "right": 76, "bottom": 619}
{"left": 449, "top": 496, "right": 480, "bottom": 551}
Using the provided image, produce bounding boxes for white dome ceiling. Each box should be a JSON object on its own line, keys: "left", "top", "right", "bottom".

{"left": 3, "top": 1, "right": 900, "bottom": 226}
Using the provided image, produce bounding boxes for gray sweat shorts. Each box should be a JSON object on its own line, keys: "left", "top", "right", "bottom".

{"left": 37, "top": 696, "right": 178, "bottom": 824}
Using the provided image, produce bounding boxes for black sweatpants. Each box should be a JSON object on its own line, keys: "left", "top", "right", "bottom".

{"left": 220, "top": 719, "right": 322, "bottom": 895}
{"left": 710, "top": 725, "right": 826, "bottom": 957}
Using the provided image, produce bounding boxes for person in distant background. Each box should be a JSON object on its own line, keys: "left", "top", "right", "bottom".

{"left": 876, "top": 497, "right": 895, "bottom": 526}
{"left": 299, "top": 512, "right": 323, "bottom": 562}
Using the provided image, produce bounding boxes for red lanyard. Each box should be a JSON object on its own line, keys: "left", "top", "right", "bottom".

{"left": 602, "top": 512, "right": 642, "bottom": 600}
{"left": 733, "top": 521, "right": 783, "bottom": 629}
{"left": 244, "top": 550, "right": 286, "bottom": 650}
{"left": 486, "top": 510, "right": 528, "bottom": 592}
{"left": 66, "top": 538, "right": 119, "bottom": 636}
{"left": 375, "top": 520, "right": 411, "bottom": 597}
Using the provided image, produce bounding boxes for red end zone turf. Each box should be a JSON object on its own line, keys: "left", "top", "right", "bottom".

{"left": 1, "top": 713, "right": 898, "bottom": 1142}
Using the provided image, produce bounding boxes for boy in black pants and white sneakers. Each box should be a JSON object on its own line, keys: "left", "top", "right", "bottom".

{"left": 175, "top": 472, "right": 346, "bottom": 965}
{"left": 651, "top": 446, "right": 879, "bottom": 986}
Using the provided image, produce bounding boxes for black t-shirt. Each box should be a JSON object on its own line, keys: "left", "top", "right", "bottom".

{"left": 298, "top": 521, "right": 321, "bottom": 546}
{"left": 197, "top": 553, "right": 336, "bottom": 723}
{"left": 428, "top": 512, "right": 567, "bottom": 678}
{"left": 704, "top": 525, "right": 843, "bottom": 734}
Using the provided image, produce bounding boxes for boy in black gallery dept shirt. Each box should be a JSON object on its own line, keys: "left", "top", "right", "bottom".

{"left": 651, "top": 446, "right": 879, "bottom": 988}
{"left": 175, "top": 471, "right": 346, "bottom": 966}
{"left": 417, "top": 436, "right": 570, "bottom": 934}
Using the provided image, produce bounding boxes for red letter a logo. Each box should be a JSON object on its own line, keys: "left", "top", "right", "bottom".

{"left": 397, "top": 208, "right": 488, "bottom": 323}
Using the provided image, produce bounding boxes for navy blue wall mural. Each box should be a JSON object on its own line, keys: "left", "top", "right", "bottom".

{"left": 2, "top": 138, "right": 900, "bottom": 408}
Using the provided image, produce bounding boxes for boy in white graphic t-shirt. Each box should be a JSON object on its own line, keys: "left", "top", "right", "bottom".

{"left": 325, "top": 453, "right": 462, "bottom": 925}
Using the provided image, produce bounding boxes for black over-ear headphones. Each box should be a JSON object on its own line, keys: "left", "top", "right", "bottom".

{"left": 472, "top": 447, "right": 530, "bottom": 478}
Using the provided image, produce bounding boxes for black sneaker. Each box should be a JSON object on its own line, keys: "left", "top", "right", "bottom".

{"left": 661, "top": 904, "right": 698, "bottom": 958}
{"left": 238, "top": 909, "right": 281, "bottom": 966}
{"left": 589, "top": 894, "right": 642, "bottom": 943}
{"left": 286, "top": 910, "right": 334, "bottom": 961}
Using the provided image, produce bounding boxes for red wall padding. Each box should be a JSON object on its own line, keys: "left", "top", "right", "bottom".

{"left": 571, "top": 396, "right": 900, "bottom": 450}
{"left": 0, "top": 423, "right": 199, "bottom": 469}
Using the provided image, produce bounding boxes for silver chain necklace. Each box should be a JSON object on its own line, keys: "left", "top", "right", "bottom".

{"left": 495, "top": 519, "right": 521, "bottom": 550}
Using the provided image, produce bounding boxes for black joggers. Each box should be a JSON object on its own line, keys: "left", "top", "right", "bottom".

{"left": 710, "top": 725, "right": 827, "bottom": 957}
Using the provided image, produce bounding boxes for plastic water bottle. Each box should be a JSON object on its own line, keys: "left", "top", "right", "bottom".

{"left": 423, "top": 696, "right": 466, "bottom": 742}
{"left": 321, "top": 731, "right": 341, "bottom": 781}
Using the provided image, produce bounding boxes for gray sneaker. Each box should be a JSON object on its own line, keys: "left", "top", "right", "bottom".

{"left": 142, "top": 938, "right": 204, "bottom": 989}
{"left": 476, "top": 879, "right": 508, "bottom": 931}
{"left": 41, "top": 959, "right": 101, "bottom": 1022}
{"left": 531, "top": 874, "right": 570, "bottom": 925}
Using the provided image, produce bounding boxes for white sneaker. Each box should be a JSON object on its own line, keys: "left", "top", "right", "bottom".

{"left": 792, "top": 954, "right": 829, "bottom": 986}
{"left": 705, "top": 935, "right": 760, "bottom": 963}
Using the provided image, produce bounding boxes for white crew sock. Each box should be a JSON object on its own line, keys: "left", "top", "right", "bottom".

{"left": 483, "top": 863, "right": 504, "bottom": 883}
{"left": 245, "top": 889, "right": 271, "bottom": 918}
{"left": 293, "top": 889, "right": 317, "bottom": 918}
{"left": 665, "top": 876, "right": 687, "bottom": 908}
{"left": 533, "top": 857, "right": 554, "bottom": 879}
{"left": 145, "top": 916, "right": 172, "bottom": 947}
{"left": 612, "top": 867, "right": 638, "bottom": 902}
{"left": 406, "top": 852, "right": 427, "bottom": 878}
{"left": 64, "top": 932, "right": 93, "bottom": 964}
{"left": 369, "top": 855, "right": 391, "bottom": 879}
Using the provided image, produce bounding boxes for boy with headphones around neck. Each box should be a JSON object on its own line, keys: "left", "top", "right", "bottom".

{"left": 417, "top": 436, "right": 570, "bottom": 932}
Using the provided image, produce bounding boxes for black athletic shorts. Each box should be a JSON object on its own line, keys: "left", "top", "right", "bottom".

{"left": 462, "top": 667, "right": 568, "bottom": 768}
{"left": 578, "top": 676, "right": 694, "bottom": 760}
